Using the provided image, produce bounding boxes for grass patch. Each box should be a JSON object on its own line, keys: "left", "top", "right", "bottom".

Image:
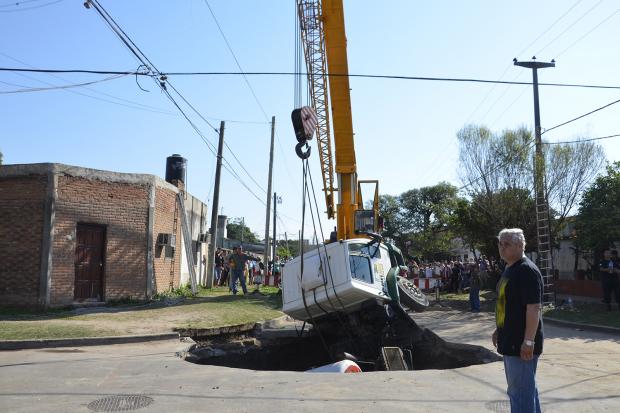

{"left": 437, "top": 290, "right": 496, "bottom": 312}
{"left": 0, "top": 322, "right": 116, "bottom": 340}
{"left": 544, "top": 304, "right": 620, "bottom": 329}
{"left": 0, "top": 286, "right": 284, "bottom": 340}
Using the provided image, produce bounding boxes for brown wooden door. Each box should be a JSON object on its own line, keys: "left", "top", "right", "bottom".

{"left": 74, "top": 224, "right": 105, "bottom": 301}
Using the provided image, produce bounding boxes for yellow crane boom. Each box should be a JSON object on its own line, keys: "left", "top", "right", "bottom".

{"left": 296, "top": 0, "right": 379, "bottom": 241}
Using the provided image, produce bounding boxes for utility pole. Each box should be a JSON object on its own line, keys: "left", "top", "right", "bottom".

{"left": 206, "top": 121, "right": 225, "bottom": 289}
{"left": 263, "top": 116, "right": 275, "bottom": 270}
{"left": 241, "top": 217, "right": 245, "bottom": 246}
{"left": 514, "top": 57, "right": 555, "bottom": 304}
{"left": 284, "top": 232, "right": 289, "bottom": 256}
{"left": 272, "top": 192, "right": 278, "bottom": 266}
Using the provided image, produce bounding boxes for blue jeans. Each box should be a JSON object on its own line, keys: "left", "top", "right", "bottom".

{"left": 230, "top": 270, "right": 247, "bottom": 295}
{"left": 503, "top": 355, "right": 541, "bottom": 413}
{"left": 469, "top": 287, "right": 480, "bottom": 311}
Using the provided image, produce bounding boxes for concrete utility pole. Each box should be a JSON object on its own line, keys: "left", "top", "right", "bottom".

{"left": 206, "top": 121, "right": 225, "bottom": 289}
{"left": 263, "top": 116, "right": 275, "bottom": 268}
{"left": 272, "top": 192, "right": 278, "bottom": 266}
{"left": 514, "top": 57, "right": 555, "bottom": 303}
{"left": 284, "top": 232, "right": 289, "bottom": 256}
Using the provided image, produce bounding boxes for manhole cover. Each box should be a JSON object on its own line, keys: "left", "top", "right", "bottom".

{"left": 87, "top": 395, "right": 153, "bottom": 412}
{"left": 484, "top": 400, "right": 510, "bottom": 413}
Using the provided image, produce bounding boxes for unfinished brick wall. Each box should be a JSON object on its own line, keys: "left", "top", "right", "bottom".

{"left": 152, "top": 185, "right": 181, "bottom": 293}
{"left": 0, "top": 175, "right": 47, "bottom": 307}
{"left": 51, "top": 176, "right": 149, "bottom": 305}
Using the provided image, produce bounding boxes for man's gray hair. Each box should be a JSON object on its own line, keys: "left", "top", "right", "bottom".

{"left": 498, "top": 228, "right": 526, "bottom": 248}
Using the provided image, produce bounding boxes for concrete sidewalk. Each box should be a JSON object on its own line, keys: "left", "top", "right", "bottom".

{"left": 1, "top": 309, "right": 619, "bottom": 412}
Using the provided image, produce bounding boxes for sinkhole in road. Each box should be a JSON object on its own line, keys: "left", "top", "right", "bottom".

{"left": 179, "top": 312, "right": 501, "bottom": 372}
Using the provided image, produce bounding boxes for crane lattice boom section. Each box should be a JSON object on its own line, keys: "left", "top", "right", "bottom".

{"left": 297, "top": 0, "right": 336, "bottom": 219}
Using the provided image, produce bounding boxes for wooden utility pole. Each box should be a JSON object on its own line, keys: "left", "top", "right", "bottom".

{"left": 263, "top": 116, "right": 275, "bottom": 268}
{"left": 206, "top": 121, "right": 225, "bottom": 288}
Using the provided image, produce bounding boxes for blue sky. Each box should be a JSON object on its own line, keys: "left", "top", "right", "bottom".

{"left": 1, "top": 0, "right": 619, "bottom": 241}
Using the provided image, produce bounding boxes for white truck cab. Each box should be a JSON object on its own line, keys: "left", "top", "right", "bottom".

{"left": 282, "top": 238, "right": 398, "bottom": 321}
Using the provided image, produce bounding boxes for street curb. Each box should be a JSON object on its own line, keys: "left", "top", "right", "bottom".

{"left": 0, "top": 332, "right": 180, "bottom": 351}
{"left": 543, "top": 316, "right": 620, "bottom": 336}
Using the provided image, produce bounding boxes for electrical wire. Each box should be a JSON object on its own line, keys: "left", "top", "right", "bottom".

{"left": 489, "top": 86, "right": 529, "bottom": 126}
{"left": 516, "top": 0, "right": 584, "bottom": 59}
{"left": 3, "top": 67, "right": 620, "bottom": 90}
{"left": 465, "top": 0, "right": 583, "bottom": 124}
{"left": 87, "top": 0, "right": 272, "bottom": 210}
{"left": 543, "top": 133, "right": 620, "bottom": 145}
{"left": 0, "top": 0, "right": 62, "bottom": 12}
{"left": 203, "top": 0, "right": 297, "bottom": 196}
{"left": 554, "top": 8, "right": 620, "bottom": 59}
{"left": 224, "top": 141, "right": 267, "bottom": 194}
{"left": 534, "top": 0, "right": 603, "bottom": 57}
{"left": 0, "top": 0, "right": 52, "bottom": 7}
{"left": 0, "top": 73, "right": 127, "bottom": 94}
{"left": 0, "top": 52, "right": 174, "bottom": 114}
{"left": 0, "top": 79, "right": 29, "bottom": 87}
{"left": 542, "top": 97, "right": 620, "bottom": 134}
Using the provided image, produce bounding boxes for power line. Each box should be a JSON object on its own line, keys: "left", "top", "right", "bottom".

{"left": 203, "top": 0, "right": 297, "bottom": 199}
{"left": 0, "top": 0, "right": 52, "bottom": 7}
{"left": 0, "top": 51, "right": 174, "bottom": 114}
{"left": 3, "top": 67, "right": 620, "bottom": 90}
{"left": 86, "top": 0, "right": 270, "bottom": 209}
{"left": 438, "top": 2, "right": 583, "bottom": 187}
{"left": 223, "top": 141, "right": 267, "bottom": 194}
{"left": 0, "top": 0, "right": 62, "bottom": 12}
{"left": 542, "top": 97, "right": 620, "bottom": 134}
{"left": 534, "top": 0, "right": 603, "bottom": 57}
{"left": 517, "top": 0, "right": 584, "bottom": 58}
{"left": 0, "top": 74, "right": 127, "bottom": 94}
{"left": 544, "top": 133, "right": 620, "bottom": 145}
{"left": 555, "top": 7, "right": 620, "bottom": 59}
{"left": 203, "top": 0, "right": 269, "bottom": 121}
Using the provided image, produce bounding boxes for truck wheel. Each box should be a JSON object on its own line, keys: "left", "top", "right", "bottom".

{"left": 397, "top": 276, "right": 429, "bottom": 312}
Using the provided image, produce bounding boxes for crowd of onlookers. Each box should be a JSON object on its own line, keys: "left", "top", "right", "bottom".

{"left": 212, "top": 247, "right": 283, "bottom": 293}
{"left": 405, "top": 257, "right": 504, "bottom": 292}
{"left": 405, "top": 257, "right": 505, "bottom": 312}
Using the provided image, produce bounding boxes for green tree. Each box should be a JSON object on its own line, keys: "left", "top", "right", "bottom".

{"left": 575, "top": 161, "right": 620, "bottom": 253}
{"left": 0, "top": 149, "right": 3, "bottom": 165}
{"left": 378, "top": 194, "right": 407, "bottom": 245}
{"left": 390, "top": 182, "right": 461, "bottom": 260}
{"left": 226, "top": 218, "right": 259, "bottom": 244}
{"left": 457, "top": 125, "right": 605, "bottom": 247}
{"left": 455, "top": 188, "right": 537, "bottom": 258}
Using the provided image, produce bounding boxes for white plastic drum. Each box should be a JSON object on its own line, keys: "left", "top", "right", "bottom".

{"left": 306, "top": 360, "right": 362, "bottom": 373}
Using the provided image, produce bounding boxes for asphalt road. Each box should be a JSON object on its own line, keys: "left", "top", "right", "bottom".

{"left": 0, "top": 309, "right": 619, "bottom": 413}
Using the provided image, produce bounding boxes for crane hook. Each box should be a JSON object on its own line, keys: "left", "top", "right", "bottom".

{"left": 295, "top": 141, "right": 311, "bottom": 159}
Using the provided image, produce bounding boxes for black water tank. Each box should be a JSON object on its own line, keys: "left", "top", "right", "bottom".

{"left": 165, "top": 154, "right": 187, "bottom": 183}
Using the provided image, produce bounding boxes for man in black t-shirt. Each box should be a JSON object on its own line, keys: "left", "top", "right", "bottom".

{"left": 492, "top": 228, "right": 543, "bottom": 413}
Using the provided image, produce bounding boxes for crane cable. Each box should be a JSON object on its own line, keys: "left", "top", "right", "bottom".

{"left": 298, "top": 158, "right": 332, "bottom": 361}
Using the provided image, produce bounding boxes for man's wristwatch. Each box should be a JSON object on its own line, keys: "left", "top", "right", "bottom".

{"left": 522, "top": 339, "right": 534, "bottom": 347}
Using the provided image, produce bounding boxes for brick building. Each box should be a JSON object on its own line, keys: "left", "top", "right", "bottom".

{"left": 0, "top": 163, "right": 207, "bottom": 308}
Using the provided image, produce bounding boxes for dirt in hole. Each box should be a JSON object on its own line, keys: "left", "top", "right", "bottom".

{"left": 179, "top": 304, "right": 502, "bottom": 372}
